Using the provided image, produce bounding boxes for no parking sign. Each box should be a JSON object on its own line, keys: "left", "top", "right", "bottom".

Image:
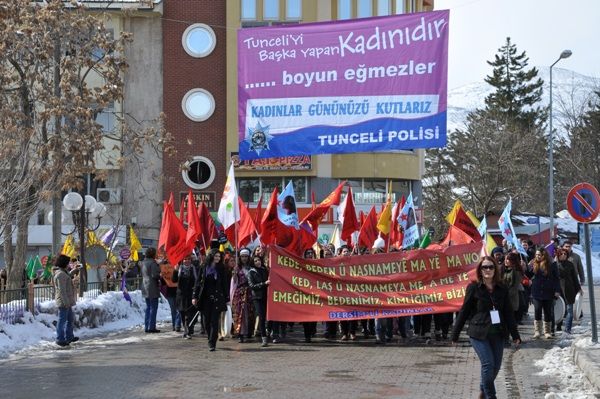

{"left": 566, "top": 182, "right": 600, "bottom": 223}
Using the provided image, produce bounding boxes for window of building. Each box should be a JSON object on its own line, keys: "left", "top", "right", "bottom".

{"left": 377, "top": 0, "right": 390, "bottom": 15}
{"left": 337, "top": 0, "right": 352, "bottom": 20}
{"left": 264, "top": 0, "right": 279, "bottom": 20}
{"left": 238, "top": 177, "right": 308, "bottom": 203}
{"left": 181, "top": 88, "right": 215, "bottom": 122}
{"left": 395, "top": 0, "right": 405, "bottom": 14}
{"left": 357, "top": 0, "right": 372, "bottom": 17}
{"left": 342, "top": 179, "right": 409, "bottom": 204}
{"left": 241, "top": 0, "right": 257, "bottom": 20}
{"left": 182, "top": 156, "right": 216, "bottom": 189}
{"left": 95, "top": 102, "right": 115, "bottom": 134}
{"left": 286, "top": 0, "right": 302, "bottom": 20}
{"left": 182, "top": 24, "right": 216, "bottom": 58}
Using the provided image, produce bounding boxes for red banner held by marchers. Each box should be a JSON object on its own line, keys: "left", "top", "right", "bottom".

{"left": 267, "top": 242, "right": 483, "bottom": 322}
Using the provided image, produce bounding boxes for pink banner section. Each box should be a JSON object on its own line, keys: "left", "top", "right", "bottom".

{"left": 237, "top": 10, "right": 449, "bottom": 160}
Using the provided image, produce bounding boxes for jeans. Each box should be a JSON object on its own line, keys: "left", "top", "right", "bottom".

{"left": 144, "top": 297, "right": 159, "bottom": 331}
{"left": 166, "top": 296, "right": 181, "bottom": 329}
{"left": 375, "top": 318, "right": 393, "bottom": 340}
{"left": 469, "top": 335, "right": 504, "bottom": 399}
{"left": 532, "top": 298, "right": 553, "bottom": 322}
{"left": 564, "top": 303, "right": 574, "bottom": 333}
{"left": 56, "top": 307, "right": 74, "bottom": 343}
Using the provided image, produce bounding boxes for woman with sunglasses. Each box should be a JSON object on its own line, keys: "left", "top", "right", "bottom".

{"left": 527, "top": 247, "right": 561, "bottom": 339}
{"left": 554, "top": 248, "right": 582, "bottom": 335}
{"left": 452, "top": 256, "right": 521, "bottom": 399}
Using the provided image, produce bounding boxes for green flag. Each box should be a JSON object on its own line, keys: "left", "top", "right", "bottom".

{"left": 25, "top": 257, "right": 34, "bottom": 280}
{"left": 419, "top": 231, "right": 431, "bottom": 249}
{"left": 28, "top": 255, "right": 43, "bottom": 280}
{"left": 42, "top": 254, "right": 53, "bottom": 280}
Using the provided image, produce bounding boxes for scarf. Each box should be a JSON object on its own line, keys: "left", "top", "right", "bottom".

{"left": 206, "top": 264, "right": 218, "bottom": 280}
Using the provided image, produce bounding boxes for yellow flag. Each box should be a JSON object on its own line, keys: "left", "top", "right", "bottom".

{"left": 445, "top": 200, "right": 463, "bottom": 225}
{"left": 466, "top": 211, "right": 496, "bottom": 255}
{"left": 376, "top": 200, "right": 392, "bottom": 234}
{"left": 87, "top": 230, "right": 100, "bottom": 246}
{"left": 129, "top": 226, "right": 142, "bottom": 261}
{"left": 62, "top": 235, "right": 76, "bottom": 258}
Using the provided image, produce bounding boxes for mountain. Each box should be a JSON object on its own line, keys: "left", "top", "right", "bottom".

{"left": 447, "top": 68, "right": 599, "bottom": 136}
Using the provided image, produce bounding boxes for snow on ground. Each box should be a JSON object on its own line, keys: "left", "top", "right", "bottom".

{"left": 535, "top": 324, "right": 599, "bottom": 399}
{"left": 0, "top": 290, "right": 171, "bottom": 359}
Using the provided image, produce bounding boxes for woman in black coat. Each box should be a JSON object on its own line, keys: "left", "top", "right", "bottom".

{"left": 527, "top": 247, "right": 561, "bottom": 339}
{"left": 247, "top": 255, "right": 270, "bottom": 347}
{"left": 192, "top": 250, "right": 229, "bottom": 351}
{"left": 555, "top": 248, "right": 583, "bottom": 334}
{"left": 172, "top": 253, "right": 197, "bottom": 339}
{"left": 452, "top": 256, "right": 521, "bottom": 399}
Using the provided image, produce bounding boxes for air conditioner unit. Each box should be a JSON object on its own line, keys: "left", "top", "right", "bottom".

{"left": 97, "top": 188, "right": 122, "bottom": 204}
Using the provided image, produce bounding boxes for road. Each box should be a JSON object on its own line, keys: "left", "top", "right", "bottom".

{"left": 1, "top": 286, "right": 598, "bottom": 399}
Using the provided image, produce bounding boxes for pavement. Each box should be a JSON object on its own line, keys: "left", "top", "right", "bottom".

{"left": 0, "top": 288, "right": 599, "bottom": 398}
{"left": 571, "top": 285, "right": 600, "bottom": 393}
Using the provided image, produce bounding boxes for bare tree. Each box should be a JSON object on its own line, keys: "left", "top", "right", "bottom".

{"left": 0, "top": 0, "right": 174, "bottom": 289}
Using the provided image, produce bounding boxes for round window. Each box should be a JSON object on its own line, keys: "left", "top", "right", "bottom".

{"left": 181, "top": 88, "right": 215, "bottom": 122}
{"left": 182, "top": 156, "right": 216, "bottom": 189}
{"left": 182, "top": 23, "right": 216, "bottom": 58}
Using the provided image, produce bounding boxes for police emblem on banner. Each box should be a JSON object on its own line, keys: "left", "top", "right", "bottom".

{"left": 246, "top": 122, "right": 273, "bottom": 156}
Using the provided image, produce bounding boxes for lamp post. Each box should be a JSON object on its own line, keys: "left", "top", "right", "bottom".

{"left": 548, "top": 49, "right": 572, "bottom": 240}
{"left": 60, "top": 192, "right": 106, "bottom": 296}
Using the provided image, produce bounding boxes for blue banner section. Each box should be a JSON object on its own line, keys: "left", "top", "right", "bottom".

{"left": 239, "top": 112, "right": 446, "bottom": 160}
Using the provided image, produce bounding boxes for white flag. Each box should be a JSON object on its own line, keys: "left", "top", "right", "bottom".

{"left": 217, "top": 163, "right": 240, "bottom": 230}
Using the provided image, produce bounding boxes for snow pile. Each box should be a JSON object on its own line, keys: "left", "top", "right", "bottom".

{"left": 535, "top": 330, "right": 599, "bottom": 399}
{"left": 0, "top": 290, "right": 171, "bottom": 358}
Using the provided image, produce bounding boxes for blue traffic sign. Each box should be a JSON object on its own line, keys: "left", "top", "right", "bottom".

{"left": 567, "top": 183, "right": 600, "bottom": 223}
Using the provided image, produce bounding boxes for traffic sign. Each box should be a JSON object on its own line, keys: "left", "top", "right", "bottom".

{"left": 119, "top": 248, "right": 131, "bottom": 260}
{"left": 566, "top": 182, "right": 600, "bottom": 223}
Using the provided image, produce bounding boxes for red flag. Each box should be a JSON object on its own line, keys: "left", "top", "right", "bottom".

{"left": 186, "top": 190, "right": 201, "bottom": 251}
{"left": 158, "top": 201, "right": 169, "bottom": 251}
{"left": 339, "top": 187, "right": 360, "bottom": 243}
{"left": 390, "top": 195, "right": 406, "bottom": 249}
{"left": 254, "top": 195, "right": 263, "bottom": 235}
{"left": 358, "top": 206, "right": 379, "bottom": 249}
{"left": 260, "top": 187, "right": 279, "bottom": 246}
{"left": 167, "top": 192, "right": 174, "bottom": 207}
{"left": 452, "top": 206, "right": 480, "bottom": 241}
{"left": 440, "top": 225, "right": 474, "bottom": 247}
{"left": 225, "top": 197, "right": 257, "bottom": 248}
{"left": 301, "top": 181, "right": 345, "bottom": 231}
{"left": 160, "top": 202, "right": 189, "bottom": 265}
{"left": 197, "top": 202, "right": 217, "bottom": 251}
{"left": 179, "top": 195, "right": 186, "bottom": 223}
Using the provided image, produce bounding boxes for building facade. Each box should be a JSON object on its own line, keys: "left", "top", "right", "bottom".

{"left": 164, "top": 0, "right": 434, "bottom": 239}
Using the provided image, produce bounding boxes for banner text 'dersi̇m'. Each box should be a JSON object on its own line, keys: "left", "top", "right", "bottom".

{"left": 238, "top": 10, "right": 449, "bottom": 160}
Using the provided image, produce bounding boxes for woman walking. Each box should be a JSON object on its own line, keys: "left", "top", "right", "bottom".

{"left": 555, "top": 248, "right": 582, "bottom": 335}
{"left": 247, "top": 255, "right": 270, "bottom": 347}
{"left": 502, "top": 252, "right": 523, "bottom": 324}
{"left": 172, "top": 253, "right": 197, "bottom": 339}
{"left": 527, "top": 247, "right": 561, "bottom": 339}
{"left": 192, "top": 250, "right": 229, "bottom": 351}
{"left": 452, "top": 256, "right": 521, "bottom": 399}
{"left": 231, "top": 248, "right": 255, "bottom": 342}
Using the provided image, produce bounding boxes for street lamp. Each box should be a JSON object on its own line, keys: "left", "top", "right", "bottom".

{"left": 59, "top": 192, "right": 106, "bottom": 296}
{"left": 548, "top": 49, "right": 572, "bottom": 241}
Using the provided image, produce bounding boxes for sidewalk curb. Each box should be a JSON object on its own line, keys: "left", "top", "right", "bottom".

{"left": 572, "top": 345, "right": 600, "bottom": 392}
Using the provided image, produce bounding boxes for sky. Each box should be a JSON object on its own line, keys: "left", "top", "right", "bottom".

{"left": 434, "top": 0, "right": 600, "bottom": 89}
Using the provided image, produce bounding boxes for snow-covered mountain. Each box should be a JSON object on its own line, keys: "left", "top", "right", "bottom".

{"left": 447, "top": 68, "right": 599, "bottom": 135}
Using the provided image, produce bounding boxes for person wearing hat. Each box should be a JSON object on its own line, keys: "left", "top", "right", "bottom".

{"left": 54, "top": 254, "right": 78, "bottom": 347}
{"left": 231, "top": 248, "right": 255, "bottom": 342}
{"left": 491, "top": 247, "right": 504, "bottom": 269}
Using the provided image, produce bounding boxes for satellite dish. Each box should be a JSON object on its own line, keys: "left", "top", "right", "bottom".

{"left": 86, "top": 244, "right": 107, "bottom": 267}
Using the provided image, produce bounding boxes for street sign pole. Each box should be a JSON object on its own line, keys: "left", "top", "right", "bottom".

{"left": 583, "top": 224, "right": 598, "bottom": 343}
